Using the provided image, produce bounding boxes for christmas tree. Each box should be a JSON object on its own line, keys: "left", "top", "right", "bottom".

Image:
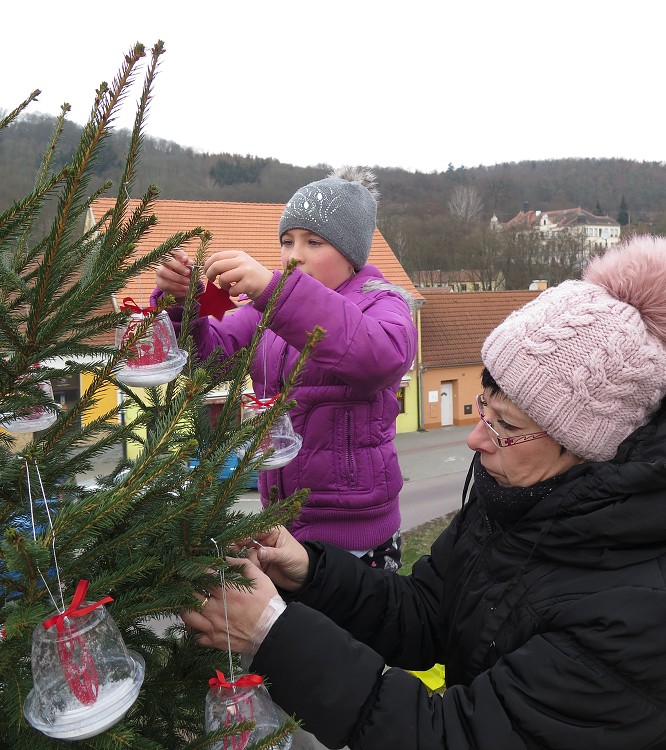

{"left": 0, "top": 41, "right": 313, "bottom": 749}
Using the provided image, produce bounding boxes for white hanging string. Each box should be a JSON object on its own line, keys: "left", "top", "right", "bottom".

{"left": 123, "top": 183, "right": 144, "bottom": 306}
{"left": 211, "top": 538, "right": 236, "bottom": 686}
{"left": 261, "top": 326, "right": 269, "bottom": 401}
{"left": 25, "top": 459, "right": 65, "bottom": 612}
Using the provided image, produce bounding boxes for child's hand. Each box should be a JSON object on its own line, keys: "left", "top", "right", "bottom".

{"left": 155, "top": 248, "right": 192, "bottom": 303}
{"left": 203, "top": 250, "right": 273, "bottom": 301}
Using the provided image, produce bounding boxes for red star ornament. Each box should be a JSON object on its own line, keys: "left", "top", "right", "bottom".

{"left": 197, "top": 282, "right": 236, "bottom": 320}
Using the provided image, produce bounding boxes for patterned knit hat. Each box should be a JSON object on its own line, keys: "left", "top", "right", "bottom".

{"left": 278, "top": 166, "right": 379, "bottom": 271}
{"left": 481, "top": 235, "right": 666, "bottom": 461}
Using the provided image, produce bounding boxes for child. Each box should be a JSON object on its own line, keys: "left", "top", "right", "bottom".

{"left": 154, "top": 167, "right": 417, "bottom": 568}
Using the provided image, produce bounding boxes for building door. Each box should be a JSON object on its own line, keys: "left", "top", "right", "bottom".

{"left": 440, "top": 382, "right": 453, "bottom": 426}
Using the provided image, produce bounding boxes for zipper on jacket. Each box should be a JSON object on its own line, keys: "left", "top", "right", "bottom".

{"left": 482, "top": 509, "right": 494, "bottom": 535}
{"left": 344, "top": 408, "right": 356, "bottom": 488}
{"left": 446, "top": 514, "right": 495, "bottom": 658}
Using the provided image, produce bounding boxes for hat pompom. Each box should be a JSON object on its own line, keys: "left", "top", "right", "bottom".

{"left": 584, "top": 235, "right": 666, "bottom": 345}
{"left": 329, "top": 166, "right": 380, "bottom": 202}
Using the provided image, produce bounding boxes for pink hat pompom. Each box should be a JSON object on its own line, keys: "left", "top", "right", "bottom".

{"left": 584, "top": 235, "right": 666, "bottom": 345}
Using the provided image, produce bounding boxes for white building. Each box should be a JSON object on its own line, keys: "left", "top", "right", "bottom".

{"left": 500, "top": 207, "right": 621, "bottom": 250}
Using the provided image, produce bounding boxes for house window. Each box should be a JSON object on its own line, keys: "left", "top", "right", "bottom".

{"left": 33, "top": 373, "right": 80, "bottom": 439}
{"left": 460, "top": 283, "right": 467, "bottom": 291}
{"left": 396, "top": 387, "right": 405, "bottom": 414}
{"left": 204, "top": 391, "right": 242, "bottom": 428}
{"left": 51, "top": 374, "right": 81, "bottom": 427}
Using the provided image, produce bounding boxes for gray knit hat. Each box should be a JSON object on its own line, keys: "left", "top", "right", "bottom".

{"left": 278, "top": 166, "right": 379, "bottom": 271}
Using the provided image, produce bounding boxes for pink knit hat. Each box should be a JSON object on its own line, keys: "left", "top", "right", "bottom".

{"left": 481, "top": 235, "right": 666, "bottom": 461}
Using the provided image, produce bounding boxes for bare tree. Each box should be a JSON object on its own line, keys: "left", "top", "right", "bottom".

{"left": 378, "top": 213, "right": 409, "bottom": 265}
{"left": 546, "top": 231, "right": 592, "bottom": 285}
{"left": 448, "top": 185, "right": 484, "bottom": 224}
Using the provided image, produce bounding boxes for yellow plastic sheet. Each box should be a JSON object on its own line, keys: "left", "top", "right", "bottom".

{"left": 408, "top": 663, "right": 445, "bottom": 691}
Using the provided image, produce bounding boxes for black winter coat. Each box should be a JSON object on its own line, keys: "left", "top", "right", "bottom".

{"left": 252, "top": 405, "right": 666, "bottom": 749}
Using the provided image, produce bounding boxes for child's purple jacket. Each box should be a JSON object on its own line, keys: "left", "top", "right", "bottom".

{"left": 155, "top": 264, "right": 417, "bottom": 551}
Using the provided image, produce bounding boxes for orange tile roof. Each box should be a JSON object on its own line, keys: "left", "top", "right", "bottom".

{"left": 420, "top": 289, "right": 541, "bottom": 367}
{"left": 89, "top": 198, "right": 423, "bottom": 308}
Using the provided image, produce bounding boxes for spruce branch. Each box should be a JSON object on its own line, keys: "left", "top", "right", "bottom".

{"left": 33, "top": 103, "right": 72, "bottom": 191}
{"left": 25, "top": 44, "right": 146, "bottom": 343}
{"left": 0, "top": 89, "right": 40, "bottom": 131}
{"left": 112, "top": 42, "right": 165, "bottom": 217}
{"left": 0, "top": 167, "right": 68, "bottom": 251}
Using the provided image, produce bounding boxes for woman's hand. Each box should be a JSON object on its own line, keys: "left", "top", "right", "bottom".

{"left": 203, "top": 250, "right": 273, "bottom": 301}
{"left": 236, "top": 526, "right": 310, "bottom": 592}
{"left": 181, "top": 559, "right": 282, "bottom": 655}
{"left": 155, "top": 248, "right": 193, "bottom": 303}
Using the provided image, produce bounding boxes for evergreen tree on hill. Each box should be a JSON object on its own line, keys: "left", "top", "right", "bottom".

{"left": 617, "top": 194, "right": 630, "bottom": 226}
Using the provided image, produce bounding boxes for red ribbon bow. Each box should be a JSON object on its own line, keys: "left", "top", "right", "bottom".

{"left": 208, "top": 671, "right": 263, "bottom": 690}
{"left": 121, "top": 297, "right": 156, "bottom": 316}
{"left": 242, "top": 394, "right": 280, "bottom": 411}
{"left": 43, "top": 579, "right": 114, "bottom": 632}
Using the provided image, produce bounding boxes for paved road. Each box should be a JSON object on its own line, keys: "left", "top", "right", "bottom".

{"left": 394, "top": 426, "right": 475, "bottom": 529}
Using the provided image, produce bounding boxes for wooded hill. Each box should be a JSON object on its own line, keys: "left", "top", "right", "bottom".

{"left": 3, "top": 111, "right": 666, "bottom": 282}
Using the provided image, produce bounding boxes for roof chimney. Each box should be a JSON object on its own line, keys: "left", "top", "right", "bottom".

{"left": 523, "top": 201, "right": 529, "bottom": 212}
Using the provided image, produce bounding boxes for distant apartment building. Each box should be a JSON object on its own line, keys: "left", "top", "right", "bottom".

{"left": 498, "top": 207, "right": 621, "bottom": 250}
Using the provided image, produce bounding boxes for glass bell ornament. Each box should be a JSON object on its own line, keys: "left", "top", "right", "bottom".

{"left": 114, "top": 299, "right": 188, "bottom": 387}
{"left": 237, "top": 395, "right": 302, "bottom": 470}
{"left": 205, "top": 672, "right": 291, "bottom": 750}
{"left": 23, "top": 580, "right": 145, "bottom": 740}
{"left": 0, "top": 379, "right": 58, "bottom": 433}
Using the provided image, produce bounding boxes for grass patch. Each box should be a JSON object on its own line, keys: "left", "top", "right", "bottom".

{"left": 400, "top": 511, "right": 458, "bottom": 576}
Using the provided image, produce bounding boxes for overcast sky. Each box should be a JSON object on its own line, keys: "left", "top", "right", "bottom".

{"left": 2, "top": 1, "right": 663, "bottom": 173}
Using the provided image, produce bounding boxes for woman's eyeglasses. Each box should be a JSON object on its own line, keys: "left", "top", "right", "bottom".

{"left": 475, "top": 394, "right": 549, "bottom": 448}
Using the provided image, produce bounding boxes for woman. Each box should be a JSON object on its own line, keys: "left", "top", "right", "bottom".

{"left": 183, "top": 235, "right": 666, "bottom": 749}
{"left": 155, "top": 167, "right": 417, "bottom": 568}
